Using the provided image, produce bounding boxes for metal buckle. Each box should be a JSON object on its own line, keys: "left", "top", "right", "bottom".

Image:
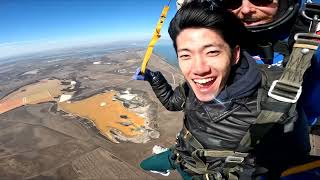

{"left": 294, "top": 33, "right": 320, "bottom": 41}
{"left": 225, "top": 156, "right": 244, "bottom": 164}
{"left": 268, "top": 80, "right": 302, "bottom": 103}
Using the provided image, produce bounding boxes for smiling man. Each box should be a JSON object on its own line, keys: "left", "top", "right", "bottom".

{"left": 130, "top": 1, "right": 320, "bottom": 179}
{"left": 176, "top": 28, "right": 240, "bottom": 101}
{"left": 133, "top": 1, "right": 320, "bottom": 179}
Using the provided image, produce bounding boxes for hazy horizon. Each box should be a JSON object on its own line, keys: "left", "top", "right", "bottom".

{"left": 0, "top": 39, "right": 175, "bottom": 64}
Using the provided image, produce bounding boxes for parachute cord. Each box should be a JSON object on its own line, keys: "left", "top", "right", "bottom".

{"left": 167, "top": 0, "right": 172, "bottom": 6}
{"left": 140, "top": 0, "right": 172, "bottom": 74}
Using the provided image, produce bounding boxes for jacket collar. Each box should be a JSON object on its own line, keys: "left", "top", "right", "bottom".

{"left": 216, "top": 51, "right": 262, "bottom": 102}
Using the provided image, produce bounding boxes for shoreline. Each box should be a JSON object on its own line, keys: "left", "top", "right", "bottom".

{"left": 153, "top": 51, "right": 178, "bottom": 68}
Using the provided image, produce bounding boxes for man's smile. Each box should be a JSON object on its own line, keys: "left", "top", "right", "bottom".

{"left": 193, "top": 77, "right": 217, "bottom": 91}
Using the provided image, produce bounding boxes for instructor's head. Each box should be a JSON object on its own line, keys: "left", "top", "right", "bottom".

{"left": 223, "top": 0, "right": 278, "bottom": 26}
{"left": 177, "top": 0, "right": 301, "bottom": 41}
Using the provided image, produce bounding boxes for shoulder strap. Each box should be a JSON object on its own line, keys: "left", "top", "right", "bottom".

{"left": 239, "top": 34, "right": 320, "bottom": 150}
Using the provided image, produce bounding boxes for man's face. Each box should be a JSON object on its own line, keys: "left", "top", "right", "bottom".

{"left": 230, "top": 0, "right": 278, "bottom": 26}
{"left": 176, "top": 28, "right": 240, "bottom": 102}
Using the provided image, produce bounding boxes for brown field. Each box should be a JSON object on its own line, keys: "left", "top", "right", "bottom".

{"left": 59, "top": 91, "right": 146, "bottom": 143}
{"left": 0, "top": 79, "right": 64, "bottom": 114}
{"left": 1, "top": 79, "right": 62, "bottom": 101}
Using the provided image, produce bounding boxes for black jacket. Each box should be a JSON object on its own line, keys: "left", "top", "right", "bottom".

{"left": 146, "top": 51, "right": 310, "bottom": 178}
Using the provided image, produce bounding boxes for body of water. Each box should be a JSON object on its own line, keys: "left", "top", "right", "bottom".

{"left": 154, "top": 43, "right": 178, "bottom": 68}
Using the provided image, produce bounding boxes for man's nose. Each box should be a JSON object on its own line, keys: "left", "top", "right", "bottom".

{"left": 192, "top": 55, "right": 210, "bottom": 75}
{"left": 239, "top": 0, "right": 256, "bottom": 14}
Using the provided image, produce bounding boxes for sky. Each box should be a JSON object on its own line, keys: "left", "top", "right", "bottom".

{"left": 0, "top": 0, "right": 177, "bottom": 59}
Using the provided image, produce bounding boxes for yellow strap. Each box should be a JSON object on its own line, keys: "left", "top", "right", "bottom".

{"left": 140, "top": 5, "right": 170, "bottom": 74}
{"left": 281, "top": 160, "right": 320, "bottom": 177}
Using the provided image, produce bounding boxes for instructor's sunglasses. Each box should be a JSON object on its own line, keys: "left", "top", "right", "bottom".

{"left": 223, "top": 0, "right": 276, "bottom": 10}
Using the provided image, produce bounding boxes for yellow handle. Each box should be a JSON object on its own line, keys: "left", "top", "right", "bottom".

{"left": 140, "top": 5, "right": 169, "bottom": 74}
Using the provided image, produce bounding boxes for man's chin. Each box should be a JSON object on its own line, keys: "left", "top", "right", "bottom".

{"left": 194, "top": 92, "right": 216, "bottom": 102}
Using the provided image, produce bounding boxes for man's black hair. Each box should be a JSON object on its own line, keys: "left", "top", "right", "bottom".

{"left": 168, "top": 0, "right": 250, "bottom": 51}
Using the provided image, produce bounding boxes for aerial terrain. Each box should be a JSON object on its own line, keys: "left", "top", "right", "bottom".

{"left": 0, "top": 46, "right": 184, "bottom": 179}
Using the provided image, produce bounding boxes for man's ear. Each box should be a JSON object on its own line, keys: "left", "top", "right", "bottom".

{"left": 233, "top": 45, "right": 240, "bottom": 65}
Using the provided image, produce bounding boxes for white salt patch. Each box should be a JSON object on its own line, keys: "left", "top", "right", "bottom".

{"left": 59, "top": 95, "right": 72, "bottom": 102}
{"left": 119, "top": 94, "right": 136, "bottom": 101}
{"left": 70, "top": 81, "right": 76, "bottom": 86}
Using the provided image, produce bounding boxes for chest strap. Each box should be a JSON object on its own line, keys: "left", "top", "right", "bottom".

{"left": 174, "top": 126, "right": 249, "bottom": 179}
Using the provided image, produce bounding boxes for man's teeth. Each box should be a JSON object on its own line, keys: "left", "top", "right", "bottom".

{"left": 193, "top": 78, "right": 214, "bottom": 84}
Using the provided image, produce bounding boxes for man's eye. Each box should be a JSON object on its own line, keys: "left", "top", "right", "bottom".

{"left": 179, "top": 55, "right": 190, "bottom": 59}
{"left": 207, "top": 51, "right": 219, "bottom": 56}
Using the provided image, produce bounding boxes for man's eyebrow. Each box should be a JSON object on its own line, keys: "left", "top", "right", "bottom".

{"left": 177, "top": 43, "right": 224, "bottom": 52}
{"left": 177, "top": 48, "right": 190, "bottom": 52}
{"left": 203, "top": 43, "right": 223, "bottom": 49}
